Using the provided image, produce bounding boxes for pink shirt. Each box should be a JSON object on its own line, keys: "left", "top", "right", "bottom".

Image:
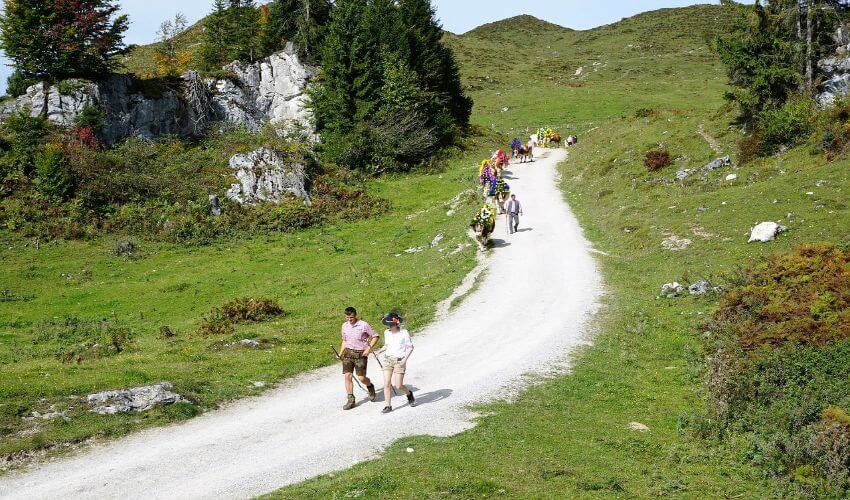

{"left": 341, "top": 320, "right": 378, "bottom": 350}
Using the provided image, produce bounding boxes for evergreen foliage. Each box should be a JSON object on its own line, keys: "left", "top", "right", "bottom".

{"left": 258, "top": 0, "right": 332, "bottom": 60}
{"left": 310, "top": 0, "right": 471, "bottom": 172}
{"left": 5, "top": 70, "right": 36, "bottom": 98}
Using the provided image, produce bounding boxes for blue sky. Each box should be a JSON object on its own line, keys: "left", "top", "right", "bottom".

{"left": 0, "top": 0, "right": 738, "bottom": 94}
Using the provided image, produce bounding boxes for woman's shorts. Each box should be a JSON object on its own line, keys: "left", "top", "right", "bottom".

{"left": 382, "top": 355, "right": 406, "bottom": 374}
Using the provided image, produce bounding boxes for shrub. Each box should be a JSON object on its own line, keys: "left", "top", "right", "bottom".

{"left": 643, "top": 149, "right": 671, "bottom": 172}
{"left": 633, "top": 108, "right": 659, "bottom": 118}
{"left": 809, "top": 407, "right": 850, "bottom": 490}
{"left": 221, "top": 297, "right": 284, "bottom": 323}
{"left": 73, "top": 106, "right": 105, "bottom": 133}
{"left": 752, "top": 98, "right": 815, "bottom": 156}
{"left": 197, "top": 308, "right": 235, "bottom": 337}
{"left": 699, "top": 244, "right": 850, "bottom": 493}
{"left": 711, "top": 244, "right": 850, "bottom": 351}
{"left": 0, "top": 111, "right": 49, "bottom": 180}
{"left": 34, "top": 145, "right": 74, "bottom": 200}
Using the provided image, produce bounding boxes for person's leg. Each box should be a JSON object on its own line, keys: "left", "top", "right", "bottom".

{"left": 382, "top": 367, "right": 394, "bottom": 409}
{"left": 355, "top": 357, "right": 375, "bottom": 401}
{"left": 344, "top": 372, "right": 353, "bottom": 394}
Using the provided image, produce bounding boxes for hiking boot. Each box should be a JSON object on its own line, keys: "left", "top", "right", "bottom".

{"left": 343, "top": 395, "right": 356, "bottom": 410}
{"left": 381, "top": 406, "right": 392, "bottom": 414}
{"left": 366, "top": 384, "right": 376, "bottom": 402}
{"left": 407, "top": 392, "right": 416, "bottom": 407}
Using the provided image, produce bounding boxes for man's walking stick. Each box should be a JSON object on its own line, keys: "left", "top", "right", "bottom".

{"left": 331, "top": 345, "right": 365, "bottom": 392}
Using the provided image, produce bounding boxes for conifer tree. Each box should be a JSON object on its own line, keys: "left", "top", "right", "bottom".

{"left": 200, "top": 0, "right": 231, "bottom": 71}
{"left": 398, "top": 0, "right": 472, "bottom": 137}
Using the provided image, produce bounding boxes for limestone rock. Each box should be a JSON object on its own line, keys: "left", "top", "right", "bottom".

{"left": 226, "top": 147, "right": 310, "bottom": 205}
{"left": 209, "top": 194, "right": 222, "bottom": 216}
{"left": 660, "top": 282, "right": 685, "bottom": 298}
{"left": 0, "top": 45, "right": 316, "bottom": 144}
{"left": 211, "top": 42, "right": 316, "bottom": 140}
{"left": 688, "top": 279, "right": 718, "bottom": 295}
{"left": 0, "top": 75, "right": 197, "bottom": 146}
{"left": 85, "top": 383, "right": 183, "bottom": 415}
{"left": 748, "top": 222, "right": 786, "bottom": 243}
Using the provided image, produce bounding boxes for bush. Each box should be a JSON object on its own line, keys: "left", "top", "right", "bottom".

{"left": 643, "top": 149, "right": 671, "bottom": 172}
{"left": 749, "top": 98, "right": 815, "bottom": 158}
{"left": 34, "top": 145, "right": 74, "bottom": 201}
{"left": 0, "top": 111, "right": 49, "bottom": 181}
{"left": 113, "top": 237, "right": 139, "bottom": 258}
{"left": 221, "top": 297, "right": 284, "bottom": 323}
{"left": 711, "top": 244, "right": 850, "bottom": 350}
{"left": 197, "top": 308, "right": 235, "bottom": 337}
{"left": 699, "top": 244, "right": 850, "bottom": 494}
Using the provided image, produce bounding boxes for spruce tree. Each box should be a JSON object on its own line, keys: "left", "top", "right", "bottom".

{"left": 227, "top": 0, "right": 260, "bottom": 62}
{"left": 259, "top": 0, "right": 331, "bottom": 60}
{"left": 310, "top": 0, "right": 369, "bottom": 136}
{"left": 398, "top": 0, "right": 471, "bottom": 137}
{"left": 200, "top": 0, "right": 230, "bottom": 71}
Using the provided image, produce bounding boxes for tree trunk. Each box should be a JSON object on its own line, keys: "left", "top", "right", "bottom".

{"left": 805, "top": 0, "right": 814, "bottom": 92}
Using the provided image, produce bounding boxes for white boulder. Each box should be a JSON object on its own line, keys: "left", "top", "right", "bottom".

{"left": 748, "top": 222, "right": 786, "bottom": 243}
{"left": 226, "top": 147, "right": 310, "bottom": 205}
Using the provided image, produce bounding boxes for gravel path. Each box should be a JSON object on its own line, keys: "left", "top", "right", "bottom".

{"left": 0, "top": 148, "right": 601, "bottom": 499}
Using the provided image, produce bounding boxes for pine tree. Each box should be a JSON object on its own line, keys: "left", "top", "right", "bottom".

{"left": 200, "top": 0, "right": 230, "bottom": 71}
{"left": 227, "top": 0, "right": 260, "bottom": 62}
{"left": 310, "top": 0, "right": 369, "bottom": 136}
{"left": 259, "top": 0, "right": 331, "bottom": 60}
{"left": 0, "top": 0, "right": 129, "bottom": 83}
{"left": 398, "top": 0, "right": 472, "bottom": 140}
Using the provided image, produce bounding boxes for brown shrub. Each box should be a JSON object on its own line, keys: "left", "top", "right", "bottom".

{"left": 711, "top": 244, "right": 850, "bottom": 351}
{"left": 221, "top": 297, "right": 284, "bottom": 323}
{"left": 737, "top": 133, "right": 763, "bottom": 164}
{"left": 643, "top": 149, "right": 671, "bottom": 172}
{"left": 197, "top": 298, "right": 285, "bottom": 336}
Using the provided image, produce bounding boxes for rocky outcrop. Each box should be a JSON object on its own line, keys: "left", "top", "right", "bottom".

{"left": 226, "top": 147, "right": 310, "bottom": 205}
{"left": 818, "top": 24, "right": 850, "bottom": 105}
{"left": 0, "top": 43, "right": 316, "bottom": 144}
{"left": 84, "top": 382, "right": 184, "bottom": 415}
{"left": 0, "top": 74, "right": 204, "bottom": 145}
{"left": 212, "top": 42, "right": 316, "bottom": 138}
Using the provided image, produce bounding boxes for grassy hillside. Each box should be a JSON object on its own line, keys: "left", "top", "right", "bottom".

{"left": 278, "top": 4, "right": 850, "bottom": 497}
{"left": 0, "top": 128, "right": 503, "bottom": 464}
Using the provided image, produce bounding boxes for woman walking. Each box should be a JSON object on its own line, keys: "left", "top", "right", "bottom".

{"left": 376, "top": 313, "right": 416, "bottom": 414}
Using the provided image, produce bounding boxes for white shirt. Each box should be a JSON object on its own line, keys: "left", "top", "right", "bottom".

{"left": 383, "top": 328, "right": 413, "bottom": 358}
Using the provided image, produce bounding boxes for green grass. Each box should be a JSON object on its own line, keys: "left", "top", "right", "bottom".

{"left": 0, "top": 133, "right": 507, "bottom": 462}
{"left": 274, "top": 4, "right": 850, "bottom": 497}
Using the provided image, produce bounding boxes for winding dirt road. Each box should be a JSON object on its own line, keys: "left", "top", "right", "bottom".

{"left": 0, "top": 148, "right": 601, "bottom": 499}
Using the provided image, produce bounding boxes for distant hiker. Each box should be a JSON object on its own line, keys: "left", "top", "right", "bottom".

{"left": 339, "top": 306, "right": 378, "bottom": 410}
{"left": 506, "top": 194, "right": 523, "bottom": 234}
{"left": 376, "top": 313, "right": 415, "bottom": 414}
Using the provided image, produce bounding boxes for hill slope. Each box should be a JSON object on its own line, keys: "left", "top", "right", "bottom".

{"left": 279, "top": 4, "right": 849, "bottom": 497}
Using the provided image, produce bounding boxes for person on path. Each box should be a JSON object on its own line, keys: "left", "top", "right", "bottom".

{"left": 375, "top": 313, "right": 415, "bottom": 414}
{"left": 339, "top": 306, "right": 378, "bottom": 410}
{"left": 506, "top": 194, "right": 523, "bottom": 234}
